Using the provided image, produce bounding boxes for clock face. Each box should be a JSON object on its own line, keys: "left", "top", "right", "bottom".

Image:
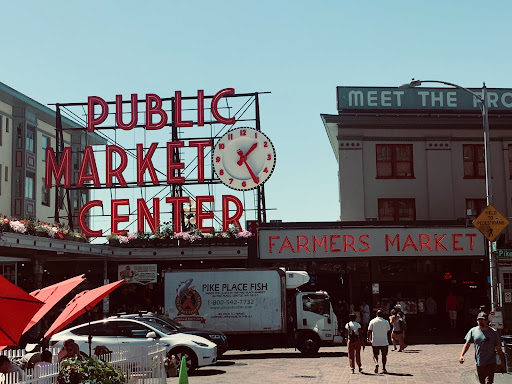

{"left": 212, "top": 127, "right": 276, "bottom": 191}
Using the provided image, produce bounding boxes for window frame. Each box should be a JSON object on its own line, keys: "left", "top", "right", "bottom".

{"left": 463, "top": 144, "right": 485, "bottom": 179}
{"left": 42, "top": 136, "right": 50, "bottom": 162}
{"left": 375, "top": 144, "right": 414, "bottom": 179}
{"left": 465, "top": 198, "right": 486, "bottom": 219}
{"left": 42, "top": 177, "right": 50, "bottom": 207}
{"left": 378, "top": 198, "right": 416, "bottom": 221}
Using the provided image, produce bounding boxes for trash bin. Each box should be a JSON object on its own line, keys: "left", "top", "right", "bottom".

{"left": 502, "top": 335, "right": 512, "bottom": 373}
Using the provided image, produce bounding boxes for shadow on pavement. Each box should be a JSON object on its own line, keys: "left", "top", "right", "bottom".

{"left": 215, "top": 361, "right": 237, "bottom": 367}
{"left": 190, "top": 369, "right": 226, "bottom": 376}
{"left": 384, "top": 372, "right": 413, "bottom": 377}
{"left": 221, "top": 351, "right": 347, "bottom": 360}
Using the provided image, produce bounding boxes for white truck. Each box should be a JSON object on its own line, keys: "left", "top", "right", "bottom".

{"left": 163, "top": 268, "right": 343, "bottom": 354}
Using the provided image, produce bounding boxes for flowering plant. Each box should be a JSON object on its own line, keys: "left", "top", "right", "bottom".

{"left": 0, "top": 215, "right": 86, "bottom": 241}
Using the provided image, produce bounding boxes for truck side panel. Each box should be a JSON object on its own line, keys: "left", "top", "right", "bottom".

{"left": 164, "top": 269, "right": 286, "bottom": 334}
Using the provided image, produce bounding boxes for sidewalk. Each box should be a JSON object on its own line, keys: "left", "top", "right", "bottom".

{"left": 168, "top": 344, "right": 512, "bottom": 384}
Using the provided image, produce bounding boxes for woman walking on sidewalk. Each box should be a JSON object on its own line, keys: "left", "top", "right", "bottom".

{"left": 345, "top": 313, "right": 363, "bottom": 373}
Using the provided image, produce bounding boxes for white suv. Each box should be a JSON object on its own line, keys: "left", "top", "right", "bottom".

{"left": 49, "top": 317, "right": 217, "bottom": 371}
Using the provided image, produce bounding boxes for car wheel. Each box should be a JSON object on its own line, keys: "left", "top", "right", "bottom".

{"left": 169, "top": 347, "right": 198, "bottom": 372}
{"left": 297, "top": 333, "right": 320, "bottom": 354}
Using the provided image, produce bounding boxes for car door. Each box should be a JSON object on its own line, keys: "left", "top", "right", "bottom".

{"left": 71, "top": 322, "right": 120, "bottom": 356}
{"left": 114, "top": 320, "right": 159, "bottom": 358}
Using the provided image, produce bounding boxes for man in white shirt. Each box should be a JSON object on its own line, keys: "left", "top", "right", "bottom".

{"left": 0, "top": 355, "right": 26, "bottom": 383}
{"left": 367, "top": 309, "right": 391, "bottom": 374}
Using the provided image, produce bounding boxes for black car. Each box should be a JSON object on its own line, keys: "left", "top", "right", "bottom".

{"left": 116, "top": 312, "right": 228, "bottom": 355}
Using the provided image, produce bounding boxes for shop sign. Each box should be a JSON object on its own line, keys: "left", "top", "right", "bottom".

{"left": 259, "top": 227, "right": 485, "bottom": 259}
{"left": 497, "top": 249, "right": 512, "bottom": 258}
{"left": 337, "top": 87, "right": 512, "bottom": 111}
{"left": 473, "top": 205, "right": 509, "bottom": 242}
{"left": 47, "top": 88, "right": 272, "bottom": 237}
{"left": 118, "top": 264, "right": 157, "bottom": 284}
{"left": 489, "top": 311, "right": 503, "bottom": 329}
{"left": 505, "top": 292, "right": 512, "bottom": 304}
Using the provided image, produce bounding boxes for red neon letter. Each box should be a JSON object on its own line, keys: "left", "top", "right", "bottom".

{"left": 87, "top": 96, "right": 108, "bottom": 132}
{"left": 313, "top": 236, "right": 327, "bottom": 252}
{"left": 211, "top": 88, "right": 236, "bottom": 125}
{"left": 279, "top": 237, "right": 295, "bottom": 253}
{"left": 269, "top": 236, "right": 280, "bottom": 253}
{"left": 197, "top": 89, "right": 204, "bottom": 126}
{"left": 419, "top": 234, "right": 432, "bottom": 251}
{"left": 146, "top": 94, "right": 167, "bottom": 130}
{"left": 402, "top": 235, "right": 418, "bottom": 251}
{"left": 45, "top": 147, "right": 72, "bottom": 188}
{"left": 297, "top": 236, "right": 310, "bottom": 253}
{"left": 343, "top": 235, "right": 357, "bottom": 252}
{"left": 195, "top": 196, "right": 214, "bottom": 233}
{"left": 222, "top": 195, "right": 244, "bottom": 231}
{"left": 385, "top": 234, "right": 400, "bottom": 251}
{"left": 137, "top": 198, "right": 160, "bottom": 233}
{"left": 77, "top": 146, "right": 100, "bottom": 187}
{"left": 137, "top": 143, "right": 160, "bottom": 185}
{"left": 189, "top": 140, "right": 212, "bottom": 182}
{"left": 359, "top": 235, "right": 370, "bottom": 252}
{"left": 166, "top": 141, "right": 185, "bottom": 184}
{"left": 111, "top": 199, "right": 129, "bottom": 236}
{"left": 78, "top": 200, "right": 102, "bottom": 237}
{"left": 174, "top": 91, "right": 193, "bottom": 128}
{"left": 116, "top": 94, "right": 138, "bottom": 130}
{"left": 466, "top": 233, "right": 476, "bottom": 250}
{"left": 453, "top": 234, "right": 463, "bottom": 251}
{"left": 106, "top": 145, "right": 128, "bottom": 187}
{"left": 435, "top": 234, "right": 447, "bottom": 251}
{"left": 330, "top": 235, "right": 341, "bottom": 252}
{"left": 166, "top": 196, "right": 189, "bottom": 234}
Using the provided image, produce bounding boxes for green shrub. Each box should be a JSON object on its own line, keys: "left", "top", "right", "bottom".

{"left": 57, "top": 357, "right": 125, "bottom": 384}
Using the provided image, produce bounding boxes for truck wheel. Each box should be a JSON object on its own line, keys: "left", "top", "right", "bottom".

{"left": 169, "top": 347, "right": 198, "bottom": 372}
{"left": 298, "top": 333, "right": 320, "bottom": 354}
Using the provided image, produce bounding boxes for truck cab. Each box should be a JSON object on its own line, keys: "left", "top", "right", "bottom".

{"left": 294, "top": 291, "right": 343, "bottom": 353}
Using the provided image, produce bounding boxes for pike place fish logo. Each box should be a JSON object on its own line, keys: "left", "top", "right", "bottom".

{"left": 175, "top": 278, "right": 202, "bottom": 315}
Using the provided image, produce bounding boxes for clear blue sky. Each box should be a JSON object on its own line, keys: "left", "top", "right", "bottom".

{"left": 3, "top": 1, "right": 512, "bottom": 225}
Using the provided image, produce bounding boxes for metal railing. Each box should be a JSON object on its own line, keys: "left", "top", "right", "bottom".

{"left": 1, "top": 344, "right": 167, "bottom": 384}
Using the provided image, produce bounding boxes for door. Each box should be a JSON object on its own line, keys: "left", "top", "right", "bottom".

{"left": 114, "top": 320, "right": 158, "bottom": 358}
{"left": 297, "top": 293, "right": 335, "bottom": 341}
{"left": 499, "top": 267, "right": 512, "bottom": 330}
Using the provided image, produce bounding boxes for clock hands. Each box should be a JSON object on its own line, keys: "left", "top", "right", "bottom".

{"left": 236, "top": 143, "right": 258, "bottom": 166}
{"left": 236, "top": 148, "right": 260, "bottom": 184}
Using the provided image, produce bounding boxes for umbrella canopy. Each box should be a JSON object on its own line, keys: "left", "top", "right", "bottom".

{"left": 23, "top": 274, "right": 86, "bottom": 334}
{"left": 0, "top": 275, "right": 44, "bottom": 347}
{"left": 44, "top": 279, "right": 125, "bottom": 338}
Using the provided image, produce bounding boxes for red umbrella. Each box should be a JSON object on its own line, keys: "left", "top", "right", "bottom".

{"left": 44, "top": 279, "right": 125, "bottom": 339}
{"left": 0, "top": 275, "right": 44, "bottom": 347}
{"left": 23, "top": 274, "right": 86, "bottom": 334}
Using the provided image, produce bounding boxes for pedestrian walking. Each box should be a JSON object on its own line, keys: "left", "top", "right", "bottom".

{"left": 389, "top": 308, "right": 406, "bottom": 352}
{"left": 426, "top": 296, "right": 438, "bottom": 331}
{"left": 446, "top": 291, "right": 458, "bottom": 329}
{"left": 345, "top": 313, "right": 363, "bottom": 374}
{"left": 360, "top": 300, "right": 370, "bottom": 334}
{"left": 459, "top": 311, "right": 506, "bottom": 384}
{"left": 367, "top": 309, "right": 391, "bottom": 374}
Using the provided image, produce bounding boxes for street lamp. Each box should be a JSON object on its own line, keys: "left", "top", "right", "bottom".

{"left": 399, "top": 79, "right": 498, "bottom": 312}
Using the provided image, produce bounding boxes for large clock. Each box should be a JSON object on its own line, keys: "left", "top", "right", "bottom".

{"left": 212, "top": 127, "right": 276, "bottom": 191}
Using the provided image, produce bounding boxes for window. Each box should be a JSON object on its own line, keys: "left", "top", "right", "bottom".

{"left": 26, "top": 126, "right": 35, "bottom": 153}
{"left": 72, "top": 323, "right": 119, "bottom": 337}
{"left": 463, "top": 144, "right": 485, "bottom": 178}
{"left": 378, "top": 198, "right": 416, "bottom": 221}
{"left": 302, "top": 294, "right": 330, "bottom": 316}
{"left": 5, "top": 166, "right": 8, "bottom": 182}
{"left": 509, "top": 144, "right": 512, "bottom": 179}
{"left": 504, "top": 273, "right": 512, "bottom": 290}
{"left": 115, "top": 321, "right": 152, "bottom": 338}
{"left": 25, "top": 174, "right": 35, "bottom": 199}
{"left": 466, "top": 198, "right": 486, "bottom": 218}
{"left": 58, "top": 187, "right": 65, "bottom": 209}
{"left": 42, "top": 136, "right": 50, "bottom": 162}
{"left": 42, "top": 178, "right": 50, "bottom": 206}
{"left": 5, "top": 118, "right": 9, "bottom": 133}
{"left": 376, "top": 144, "right": 414, "bottom": 178}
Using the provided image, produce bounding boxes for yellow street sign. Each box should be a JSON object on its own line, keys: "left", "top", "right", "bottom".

{"left": 473, "top": 204, "right": 510, "bottom": 242}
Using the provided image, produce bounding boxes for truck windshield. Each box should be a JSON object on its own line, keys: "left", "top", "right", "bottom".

{"left": 302, "top": 294, "right": 330, "bottom": 316}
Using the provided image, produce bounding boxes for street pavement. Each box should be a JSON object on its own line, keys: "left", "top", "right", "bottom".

{"left": 168, "top": 344, "right": 512, "bottom": 384}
